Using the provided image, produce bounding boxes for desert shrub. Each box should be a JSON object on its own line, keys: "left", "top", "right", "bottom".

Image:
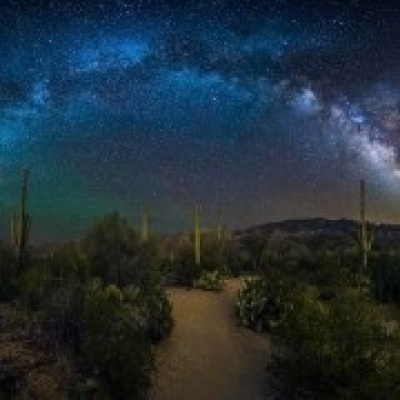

{"left": 18, "top": 247, "right": 88, "bottom": 349}
{"left": 239, "top": 232, "right": 268, "bottom": 272}
{"left": 200, "top": 237, "right": 228, "bottom": 273}
{"left": 272, "top": 287, "right": 400, "bottom": 398}
{"left": 370, "top": 252, "right": 400, "bottom": 303}
{"left": 82, "top": 212, "right": 140, "bottom": 286}
{"left": 193, "top": 270, "right": 223, "bottom": 292}
{"left": 80, "top": 279, "right": 153, "bottom": 399}
{"left": 8, "top": 214, "right": 172, "bottom": 398}
{"left": 138, "top": 286, "right": 173, "bottom": 343}
{"left": 260, "top": 246, "right": 356, "bottom": 297}
{"left": 0, "top": 244, "right": 18, "bottom": 300}
{"left": 264, "top": 233, "right": 311, "bottom": 266}
{"left": 81, "top": 214, "right": 173, "bottom": 343}
{"left": 170, "top": 243, "right": 200, "bottom": 286}
{"left": 32, "top": 278, "right": 156, "bottom": 398}
{"left": 39, "top": 279, "right": 86, "bottom": 350}
{"left": 18, "top": 235, "right": 167, "bottom": 398}
{"left": 124, "top": 284, "right": 173, "bottom": 343}
{"left": 224, "top": 240, "right": 249, "bottom": 276}
{"left": 235, "top": 276, "right": 289, "bottom": 332}
{"left": 19, "top": 243, "right": 88, "bottom": 310}
{"left": 130, "top": 240, "right": 163, "bottom": 292}
{"left": 82, "top": 213, "right": 164, "bottom": 293}
{"left": 169, "top": 236, "right": 230, "bottom": 286}
{"left": 46, "top": 243, "right": 90, "bottom": 282}
{"left": 19, "top": 261, "right": 52, "bottom": 309}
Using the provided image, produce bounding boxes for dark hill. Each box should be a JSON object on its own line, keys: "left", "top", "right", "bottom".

{"left": 236, "top": 218, "right": 400, "bottom": 251}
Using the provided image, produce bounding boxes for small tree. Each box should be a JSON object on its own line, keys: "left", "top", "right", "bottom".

{"left": 82, "top": 212, "right": 140, "bottom": 286}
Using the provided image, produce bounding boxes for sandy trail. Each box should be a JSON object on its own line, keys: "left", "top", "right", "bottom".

{"left": 151, "top": 279, "right": 271, "bottom": 400}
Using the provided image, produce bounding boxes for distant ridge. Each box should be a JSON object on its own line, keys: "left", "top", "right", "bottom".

{"left": 236, "top": 218, "right": 400, "bottom": 250}
{"left": 241, "top": 218, "right": 400, "bottom": 235}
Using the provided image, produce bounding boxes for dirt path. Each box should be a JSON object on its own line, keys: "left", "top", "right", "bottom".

{"left": 151, "top": 279, "right": 272, "bottom": 400}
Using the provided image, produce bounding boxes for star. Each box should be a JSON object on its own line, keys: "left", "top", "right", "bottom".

{"left": 1, "top": 1, "right": 400, "bottom": 240}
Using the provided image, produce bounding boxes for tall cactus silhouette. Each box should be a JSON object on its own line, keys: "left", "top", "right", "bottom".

{"left": 216, "top": 209, "right": 222, "bottom": 242}
{"left": 141, "top": 207, "right": 150, "bottom": 242}
{"left": 358, "top": 179, "right": 373, "bottom": 271}
{"left": 194, "top": 205, "right": 201, "bottom": 266}
{"left": 11, "top": 208, "right": 18, "bottom": 248}
{"left": 14, "top": 169, "right": 30, "bottom": 269}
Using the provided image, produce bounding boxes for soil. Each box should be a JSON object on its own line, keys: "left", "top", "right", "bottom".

{"left": 151, "top": 279, "right": 272, "bottom": 400}
{"left": 0, "top": 304, "right": 69, "bottom": 400}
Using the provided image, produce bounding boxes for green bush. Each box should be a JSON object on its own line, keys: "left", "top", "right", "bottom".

{"left": 17, "top": 230, "right": 170, "bottom": 399}
{"left": 33, "top": 277, "right": 157, "bottom": 398}
{"left": 200, "top": 237, "right": 227, "bottom": 274}
{"left": 18, "top": 272, "right": 155, "bottom": 398}
{"left": 81, "top": 280, "right": 153, "bottom": 399}
{"left": 170, "top": 243, "right": 200, "bottom": 286}
{"left": 82, "top": 212, "right": 140, "bottom": 286}
{"left": 370, "top": 252, "right": 400, "bottom": 303}
{"left": 0, "top": 244, "right": 18, "bottom": 300}
{"left": 19, "top": 261, "right": 53, "bottom": 309}
{"left": 224, "top": 240, "right": 249, "bottom": 276}
{"left": 193, "top": 270, "right": 223, "bottom": 292}
{"left": 124, "top": 284, "right": 173, "bottom": 343}
{"left": 39, "top": 281, "right": 84, "bottom": 348}
{"left": 235, "top": 276, "right": 288, "bottom": 332}
{"left": 1, "top": 213, "right": 176, "bottom": 399}
{"left": 140, "top": 286, "right": 173, "bottom": 343}
{"left": 131, "top": 240, "right": 163, "bottom": 292}
{"left": 82, "top": 213, "right": 165, "bottom": 293}
{"left": 272, "top": 287, "right": 400, "bottom": 398}
{"left": 19, "top": 243, "right": 88, "bottom": 311}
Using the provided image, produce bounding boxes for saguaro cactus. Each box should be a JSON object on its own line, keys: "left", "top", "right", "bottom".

{"left": 194, "top": 205, "right": 201, "bottom": 266}
{"left": 11, "top": 208, "right": 17, "bottom": 248}
{"left": 359, "top": 179, "right": 373, "bottom": 271}
{"left": 141, "top": 207, "right": 150, "bottom": 242}
{"left": 13, "top": 169, "right": 31, "bottom": 269}
{"left": 216, "top": 209, "right": 222, "bottom": 242}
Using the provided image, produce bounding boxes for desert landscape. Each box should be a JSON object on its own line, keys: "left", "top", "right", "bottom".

{"left": 2, "top": 1, "right": 400, "bottom": 398}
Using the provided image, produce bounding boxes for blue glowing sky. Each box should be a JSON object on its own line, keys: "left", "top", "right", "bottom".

{"left": 1, "top": 1, "right": 400, "bottom": 240}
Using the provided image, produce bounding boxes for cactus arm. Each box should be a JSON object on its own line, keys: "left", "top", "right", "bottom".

{"left": 367, "top": 229, "right": 374, "bottom": 252}
{"left": 17, "top": 169, "right": 30, "bottom": 269}
{"left": 195, "top": 205, "right": 201, "bottom": 266}
{"left": 141, "top": 207, "right": 150, "bottom": 242}
{"left": 216, "top": 209, "right": 222, "bottom": 242}
{"left": 359, "top": 179, "right": 374, "bottom": 271}
{"left": 11, "top": 208, "right": 16, "bottom": 247}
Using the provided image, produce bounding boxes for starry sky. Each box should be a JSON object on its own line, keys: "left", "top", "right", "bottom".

{"left": 1, "top": 0, "right": 400, "bottom": 240}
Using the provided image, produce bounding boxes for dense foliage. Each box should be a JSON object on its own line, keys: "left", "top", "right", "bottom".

{"left": 3, "top": 216, "right": 400, "bottom": 398}
{"left": 166, "top": 235, "right": 228, "bottom": 288}
{"left": 272, "top": 287, "right": 400, "bottom": 398}
{"left": 78, "top": 280, "right": 153, "bottom": 399}
{"left": 235, "top": 276, "right": 288, "bottom": 332}
{"left": 193, "top": 270, "right": 223, "bottom": 292}
{"left": 370, "top": 252, "right": 400, "bottom": 304}
{"left": 1, "top": 212, "right": 173, "bottom": 399}
{"left": 167, "top": 241, "right": 200, "bottom": 286}
{"left": 0, "top": 244, "right": 18, "bottom": 300}
{"left": 234, "top": 230, "right": 400, "bottom": 398}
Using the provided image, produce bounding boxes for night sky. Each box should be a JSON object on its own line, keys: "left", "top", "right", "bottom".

{"left": 1, "top": 1, "right": 400, "bottom": 240}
